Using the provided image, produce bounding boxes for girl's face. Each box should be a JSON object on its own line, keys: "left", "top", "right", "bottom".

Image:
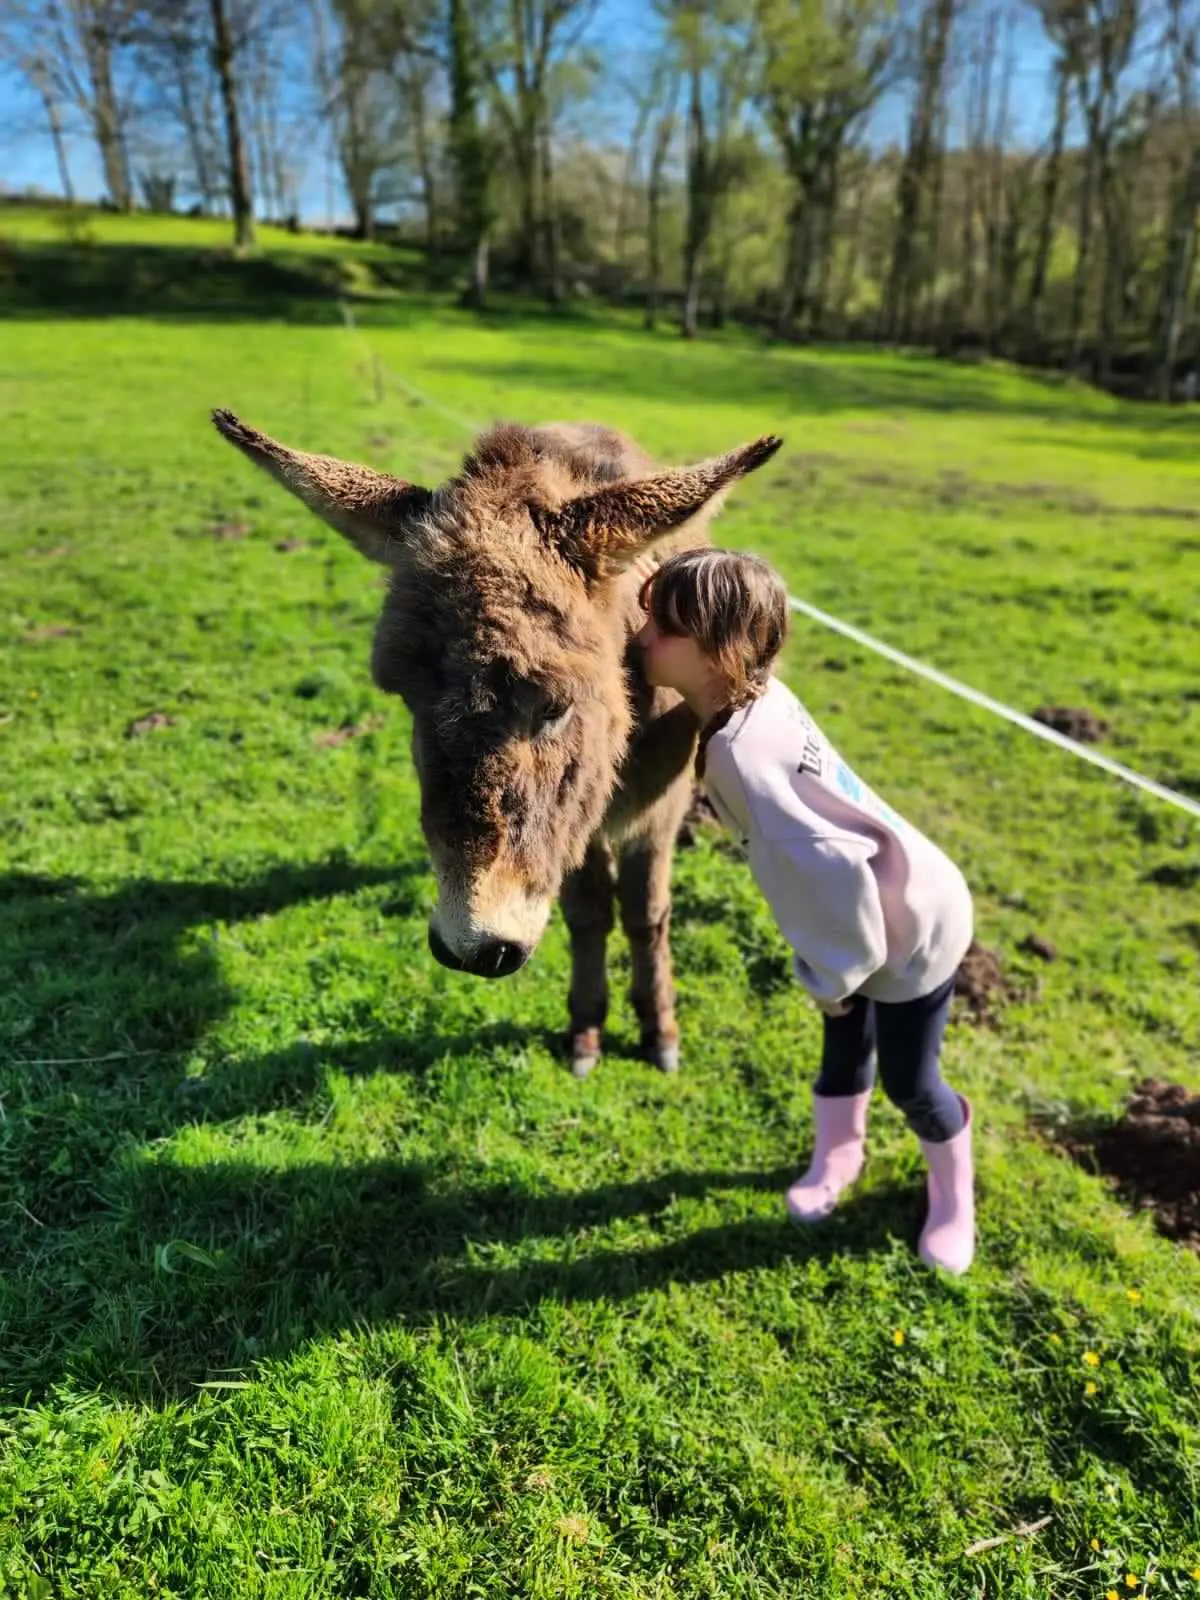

{"left": 635, "top": 609, "right": 723, "bottom": 703}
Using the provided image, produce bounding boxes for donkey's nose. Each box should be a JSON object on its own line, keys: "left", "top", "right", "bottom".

{"left": 469, "top": 938, "right": 530, "bottom": 979}
{"left": 427, "top": 926, "right": 529, "bottom": 979}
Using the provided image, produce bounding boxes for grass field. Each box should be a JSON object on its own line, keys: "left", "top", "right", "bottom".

{"left": 2, "top": 209, "right": 1199, "bottom": 1598}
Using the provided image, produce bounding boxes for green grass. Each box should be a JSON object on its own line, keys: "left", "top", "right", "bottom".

{"left": 2, "top": 209, "right": 1200, "bottom": 1597}
{"left": 0, "top": 202, "right": 446, "bottom": 321}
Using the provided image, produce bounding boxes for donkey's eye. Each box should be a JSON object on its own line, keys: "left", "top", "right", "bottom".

{"left": 531, "top": 699, "right": 574, "bottom": 739}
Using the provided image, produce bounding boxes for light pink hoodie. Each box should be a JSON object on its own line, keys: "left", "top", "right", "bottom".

{"left": 701, "top": 676, "right": 973, "bottom": 1005}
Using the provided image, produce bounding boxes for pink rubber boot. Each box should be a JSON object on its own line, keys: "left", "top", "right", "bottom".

{"left": 918, "top": 1095, "right": 975, "bottom": 1274}
{"left": 786, "top": 1091, "right": 871, "bottom": 1223}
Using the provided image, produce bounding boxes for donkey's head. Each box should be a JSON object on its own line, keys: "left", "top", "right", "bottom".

{"left": 212, "top": 411, "right": 780, "bottom": 977}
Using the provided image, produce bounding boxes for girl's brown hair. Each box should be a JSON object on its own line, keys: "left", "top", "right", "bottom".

{"left": 639, "top": 547, "right": 789, "bottom": 706}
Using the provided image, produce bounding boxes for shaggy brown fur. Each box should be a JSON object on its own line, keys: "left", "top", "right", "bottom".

{"left": 212, "top": 409, "right": 782, "bottom": 1076}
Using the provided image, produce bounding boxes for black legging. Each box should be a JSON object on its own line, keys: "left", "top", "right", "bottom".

{"left": 814, "top": 973, "right": 965, "bottom": 1143}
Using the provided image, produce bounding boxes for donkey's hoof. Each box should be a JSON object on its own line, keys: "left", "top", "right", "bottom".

{"left": 568, "top": 1028, "right": 603, "bottom": 1081}
{"left": 649, "top": 1041, "right": 680, "bottom": 1075}
{"left": 571, "top": 1050, "right": 601, "bottom": 1080}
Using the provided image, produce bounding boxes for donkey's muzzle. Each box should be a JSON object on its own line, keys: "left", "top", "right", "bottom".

{"left": 428, "top": 925, "right": 530, "bottom": 979}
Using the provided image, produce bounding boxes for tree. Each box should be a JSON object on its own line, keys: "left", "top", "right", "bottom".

{"left": 27, "top": 53, "right": 77, "bottom": 202}
{"left": 1025, "top": 51, "right": 1071, "bottom": 334}
{"left": 1040, "top": 0, "right": 1140, "bottom": 374}
{"left": 397, "top": 33, "right": 441, "bottom": 249}
{"left": 480, "top": 0, "right": 600, "bottom": 296}
{"left": 132, "top": 3, "right": 223, "bottom": 211}
{"left": 208, "top": 0, "right": 254, "bottom": 246}
{"left": 0, "top": 0, "right": 138, "bottom": 208}
{"left": 659, "top": 0, "right": 755, "bottom": 338}
{"left": 759, "top": 0, "right": 895, "bottom": 339}
{"left": 448, "top": 0, "right": 493, "bottom": 303}
{"left": 946, "top": 7, "right": 998, "bottom": 347}
{"left": 310, "top": 0, "right": 440, "bottom": 241}
{"left": 643, "top": 64, "right": 680, "bottom": 327}
{"left": 882, "top": 0, "right": 956, "bottom": 342}
{"left": 313, "top": 0, "right": 388, "bottom": 238}
{"left": 1153, "top": 0, "right": 1200, "bottom": 398}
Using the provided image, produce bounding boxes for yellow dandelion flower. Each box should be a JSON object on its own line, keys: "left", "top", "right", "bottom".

{"left": 1191, "top": 1570, "right": 1200, "bottom": 1582}
{"left": 1090, "top": 1538, "right": 1102, "bottom": 1551}
{"left": 1126, "top": 1289, "right": 1142, "bottom": 1306}
{"left": 1127, "top": 1576, "right": 1139, "bottom": 1589}
{"left": 1086, "top": 1381, "right": 1099, "bottom": 1396}
{"left": 1083, "top": 1350, "right": 1101, "bottom": 1368}
{"left": 1108, "top": 1590, "right": 1121, "bottom": 1600}
{"left": 892, "top": 1329, "right": 905, "bottom": 1347}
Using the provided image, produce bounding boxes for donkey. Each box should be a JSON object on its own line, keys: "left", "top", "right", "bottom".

{"left": 212, "top": 409, "right": 782, "bottom": 1076}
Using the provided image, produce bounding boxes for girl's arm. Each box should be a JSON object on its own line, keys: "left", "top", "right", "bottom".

{"left": 748, "top": 834, "right": 888, "bottom": 1004}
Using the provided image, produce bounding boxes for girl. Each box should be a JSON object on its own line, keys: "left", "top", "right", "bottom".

{"left": 635, "top": 548, "right": 976, "bottom": 1274}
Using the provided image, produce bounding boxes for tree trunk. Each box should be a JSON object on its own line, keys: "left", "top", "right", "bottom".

{"left": 249, "top": 49, "right": 278, "bottom": 221}
{"left": 645, "top": 176, "right": 663, "bottom": 329}
{"left": 776, "top": 196, "right": 808, "bottom": 337}
{"left": 259, "top": 48, "right": 288, "bottom": 224}
{"left": 469, "top": 232, "right": 490, "bottom": 306}
{"left": 681, "top": 243, "right": 703, "bottom": 338}
{"left": 1096, "top": 194, "right": 1125, "bottom": 387}
{"left": 615, "top": 88, "right": 653, "bottom": 271}
{"left": 680, "top": 59, "right": 707, "bottom": 339}
{"left": 1154, "top": 140, "right": 1200, "bottom": 401}
{"left": 82, "top": 23, "right": 132, "bottom": 210}
{"left": 710, "top": 229, "right": 736, "bottom": 327}
{"left": 176, "top": 53, "right": 217, "bottom": 211}
{"left": 32, "top": 61, "right": 75, "bottom": 204}
{"left": 996, "top": 164, "right": 1032, "bottom": 352}
{"left": 1069, "top": 143, "right": 1096, "bottom": 369}
{"left": 883, "top": 0, "right": 956, "bottom": 342}
{"left": 448, "top": 0, "right": 490, "bottom": 305}
{"left": 948, "top": 25, "right": 992, "bottom": 349}
{"left": 964, "top": 17, "right": 994, "bottom": 339}
{"left": 810, "top": 144, "right": 842, "bottom": 336}
{"left": 982, "top": 9, "right": 1012, "bottom": 351}
{"left": 643, "top": 90, "right": 675, "bottom": 330}
{"left": 405, "top": 66, "right": 439, "bottom": 251}
{"left": 351, "top": 191, "right": 374, "bottom": 241}
{"left": 919, "top": 97, "right": 948, "bottom": 340}
{"left": 1026, "top": 59, "right": 1069, "bottom": 334}
{"left": 209, "top": 0, "right": 255, "bottom": 249}
{"left": 512, "top": 131, "right": 540, "bottom": 284}
{"left": 835, "top": 172, "right": 868, "bottom": 328}
{"left": 540, "top": 123, "right": 562, "bottom": 303}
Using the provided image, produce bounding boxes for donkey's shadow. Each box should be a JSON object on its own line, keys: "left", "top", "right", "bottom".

{"left": 0, "top": 859, "right": 921, "bottom": 1405}
{"left": 0, "top": 857, "right": 424, "bottom": 1217}
{"left": 7, "top": 1142, "right": 921, "bottom": 1402}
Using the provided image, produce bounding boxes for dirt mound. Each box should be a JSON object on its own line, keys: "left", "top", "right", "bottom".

{"left": 953, "top": 941, "right": 1011, "bottom": 1020}
{"left": 1031, "top": 705, "right": 1111, "bottom": 743}
{"left": 314, "top": 715, "right": 384, "bottom": 748}
{"left": 1060, "top": 1079, "right": 1200, "bottom": 1250}
{"left": 125, "top": 711, "right": 176, "bottom": 738}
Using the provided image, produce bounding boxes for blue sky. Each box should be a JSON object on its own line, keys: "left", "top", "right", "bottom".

{"left": 0, "top": 2, "right": 1061, "bottom": 225}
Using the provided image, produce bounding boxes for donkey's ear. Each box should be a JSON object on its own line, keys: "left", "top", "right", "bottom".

{"left": 541, "top": 434, "right": 783, "bottom": 581}
{"left": 211, "top": 409, "right": 432, "bottom": 565}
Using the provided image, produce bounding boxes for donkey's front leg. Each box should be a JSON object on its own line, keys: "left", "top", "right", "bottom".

{"left": 560, "top": 838, "right": 616, "bottom": 1079}
{"left": 616, "top": 824, "right": 682, "bottom": 1074}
